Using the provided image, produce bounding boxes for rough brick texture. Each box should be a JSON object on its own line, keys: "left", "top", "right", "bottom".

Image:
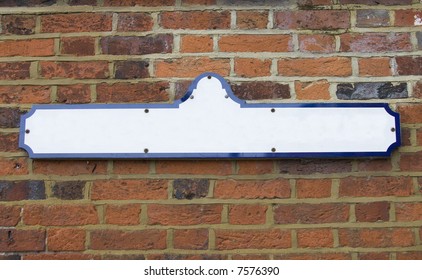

{"left": 0, "top": 0, "right": 420, "bottom": 260}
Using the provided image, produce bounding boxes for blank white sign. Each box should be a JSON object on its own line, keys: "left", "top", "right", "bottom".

{"left": 19, "top": 73, "right": 400, "bottom": 158}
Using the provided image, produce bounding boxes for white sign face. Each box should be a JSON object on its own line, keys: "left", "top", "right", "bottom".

{"left": 19, "top": 73, "right": 400, "bottom": 159}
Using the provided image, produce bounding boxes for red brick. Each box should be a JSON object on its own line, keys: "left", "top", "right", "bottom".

{"left": 156, "top": 160, "right": 232, "bottom": 175}
{"left": 117, "top": 13, "right": 153, "bottom": 32}
{"left": 297, "top": 229, "right": 333, "bottom": 248}
{"left": 236, "top": 161, "right": 274, "bottom": 175}
{"left": 23, "top": 204, "right": 98, "bottom": 226}
{"left": 231, "top": 254, "right": 270, "bottom": 260}
{"left": 395, "top": 10, "right": 422, "bottom": 27}
{"left": 91, "top": 229, "right": 166, "bottom": 250}
{"left": 417, "top": 129, "right": 422, "bottom": 146}
{"left": 61, "top": 37, "right": 95, "bottom": 56}
{"left": 396, "top": 57, "right": 422, "bottom": 75}
{"left": 339, "top": 0, "right": 411, "bottom": 4}
{"left": 155, "top": 57, "right": 230, "bottom": 78}
{"left": 104, "top": 0, "right": 175, "bottom": 6}
{"left": 396, "top": 203, "right": 422, "bottom": 221}
{"left": 215, "top": 179, "right": 290, "bottom": 199}
{"left": 105, "top": 204, "right": 141, "bottom": 225}
{"left": 400, "top": 152, "right": 422, "bottom": 171}
{"left": 0, "top": 133, "right": 19, "bottom": 152}
{"left": 0, "top": 158, "right": 28, "bottom": 176}
{"left": 356, "top": 10, "right": 390, "bottom": 27}
{"left": 48, "top": 228, "right": 85, "bottom": 251}
{"left": 91, "top": 180, "right": 168, "bottom": 200}
{"left": 279, "top": 58, "right": 352, "bottom": 77}
{"left": 414, "top": 81, "right": 422, "bottom": 99}
{"left": 23, "top": 253, "right": 98, "bottom": 260}
{"left": 295, "top": 80, "right": 330, "bottom": 100}
{"left": 275, "top": 10, "right": 349, "bottom": 30}
{"left": 101, "top": 35, "right": 173, "bottom": 55}
{"left": 0, "top": 39, "right": 54, "bottom": 57}
{"left": 397, "top": 252, "right": 422, "bottom": 260}
{"left": 339, "top": 228, "right": 414, "bottom": 248}
{"left": 148, "top": 204, "right": 222, "bottom": 226}
{"left": 40, "top": 61, "right": 109, "bottom": 79}
{"left": 298, "top": 35, "right": 335, "bottom": 53}
{"left": 0, "top": 229, "right": 45, "bottom": 252}
{"left": 275, "top": 253, "right": 351, "bottom": 260}
{"left": 274, "top": 203, "right": 349, "bottom": 224}
{"left": 0, "top": 85, "right": 51, "bottom": 104}
{"left": 219, "top": 35, "right": 291, "bottom": 52}
{"left": 115, "top": 61, "right": 149, "bottom": 79}
{"left": 160, "top": 11, "right": 230, "bottom": 30}
{"left": 113, "top": 160, "right": 149, "bottom": 174}
{"left": 358, "top": 57, "right": 391, "bottom": 77}
{"left": 0, "top": 205, "right": 21, "bottom": 226}
{"left": 296, "top": 179, "right": 331, "bottom": 199}
{"left": 229, "top": 205, "right": 267, "bottom": 225}
{"left": 235, "top": 58, "right": 271, "bottom": 78}
{"left": 180, "top": 35, "right": 213, "bottom": 53}
{"left": 216, "top": 229, "right": 291, "bottom": 250}
{"left": 359, "top": 252, "right": 390, "bottom": 260}
{"left": 339, "top": 177, "right": 412, "bottom": 197}
{"left": 174, "top": 229, "right": 208, "bottom": 250}
{"left": 41, "top": 13, "right": 112, "bottom": 33}
{"left": 1, "top": 15, "right": 36, "bottom": 35}
{"left": 278, "top": 159, "right": 352, "bottom": 175}
{"left": 401, "top": 128, "right": 412, "bottom": 147}
{"left": 97, "top": 82, "right": 169, "bottom": 103}
{"left": 355, "top": 201, "right": 390, "bottom": 222}
{"left": 398, "top": 104, "right": 422, "bottom": 124}
{"left": 0, "top": 62, "right": 30, "bottom": 80}
{"left": 231, "top": 82, "right": 290, "bottom": 100}
{"left": 236, "top": 11, "right": 268, "bottom": 29}
{"left": 147, "top": 254, "right": 225, "bottom": 260}
{"left": 33, "top": 160, "right": 107, "bottom": 175}
{"left": 340, "top": 33, "right": 411, "bottom": 52}
{"left": 57, "top": 84, "right": 91, "bottom": 104}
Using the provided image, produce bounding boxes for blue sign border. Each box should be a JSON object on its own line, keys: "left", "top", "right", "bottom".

{"left": 19, "top": 72, "right": 401, "bottom": 159}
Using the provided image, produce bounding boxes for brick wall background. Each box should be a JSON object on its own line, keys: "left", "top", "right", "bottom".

{"left": 0, "top": 0, "right": 421, "bottom": 260}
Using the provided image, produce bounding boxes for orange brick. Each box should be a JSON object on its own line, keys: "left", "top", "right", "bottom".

{"left": 0, "top": 133, "right": 19, "bottom": 152}
{"left": 40, "top": 61, "right": 109, "bottom": 79}
{"left": 156, "top": 160, "right": 232, "bottom": 175}
{"left": 0, "top": 229, "right": 45, "bottom": 252}
{"left": 274, "top": 203, "right": 349, "bottom": 224}
{"left": 235, "top": 58, "right": 271, "bottom": 78}
{"left": 229, "top": 205, "right": 267, "bottom": 225}
{"left": 148, "top": 204, "right": 222, "bottom": 226}
{"left": 155, "top": 57, "right": 230, "bottom": 78}
{"left": 358, "top": 252, "right": 390, "bottom": 260}
{"left": 296, "top": 179, "right": 331, "bottom": 198}
{"left": 41, "top": 13, "right": 112, "bottom": 33}
{"left": 91, "top": 180, "right": 168, "bottom": 200}
{"left": 23, "top": 253, "right": 98, "bottom": 260}
{"left": 0, "top": 205, "right": 21, "bottom": 226}
{"left": 180, "top": 35, "right": 213, "bottom": 53}
{"left": 398, "top": 104, "right": 422, "bottom": 124}
{"left": 33, "top": 160, "right": 107, "bottom": 176}
{"left": 0, "top": 158, "right": 28, "bottom": 176}
{"left": 294, "top": 80, "right": 330, "bottom": 100}
{"left": 215, "top": 179, "right": 290, "bottom": 199}
{"left": 160, "top": 11, "right": 230, "bottom": 30}
{"left": 236, "top": 160, "right": 274, "bottom": 175}
{"left": 297, "top": 229, "right": 334, "bottom": 248}
{"left": 339, "top": 228, "right": 414, "bottom": 248}
{"left": 0, "top": 39, "right": 54, "bottom": 57}
{"left": 358, "top": 57, "right": 391, "bottom": 76}
{"left": 48, "top": 228, "right": 85, "bottom": 251}
{"left": 236, "top": 11, "right": 268, "bottom": 29}
{"left": 0, "top": 86, "right": 50, "bottom": 104}
{"left": 219, "top": 35, "right": 291, "bottom": 52}
{"left": 298, "top": 34, "right": 335, "bottom": 53}
{"left": 216, "top": 229, "right": 291, "bottom": 249}
{"left": 57, "top": 84, "right": 91, "bottom": 104}
{"left": 173, "top": 229, "right": 208, "bottom": 250}
{"left": 279, "top": 58, "right": 352, "bottom": 77}
{"left": 395, "top": 203, "right": 422, "bottom": 221}
{"left": 275, "top": 253, "right": 351, "bottom": 260}
{"left": 339, "top": 177, "right": 412, "bottom": 197}
{"left": 105, "top": 204, "right": 141, "bottom": 225}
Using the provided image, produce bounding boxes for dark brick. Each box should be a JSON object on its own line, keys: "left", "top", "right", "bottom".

{"left": 0, "top": 229, "right": 46, "bottom": 252}
{"left": 278, "top": 159, "right": 352, "bottom": 175}
{"left": 414, "top": 81, "right": 422, "bottom": 99}
{"left": 0, "top": 62, "right": 30, "bottom": 80}
{"left": 96, "top": 82, "right": 169, "bottom": 103}
{"left": 173, "top": 179, "right": 209, "bottom": 199}
{"left": 0, "top": 133, "right": 19, "bottom": 152}
{"left": 68, "top": 0, "right": 97, "bottom": 4}
{"left": 52, "top": 181, "right": 85, "bottom": 200}
{"left": 396, "top": 57, "right": 422, "bottom": 76}
{"left": 356, "top": 10, "right": 389, "bottom": 27}
{"left": 102, "top": 254, "right": 146, "bottom": 260}
{"left": 57, "top": 84, "right": 91, "bottom": 104}
{"left": 61, "top": 37, "right": 95, "bottom": 56}
{"left": 0, "top": 255, "right": 21, "bottom": 260}
{"left": 175, "top": 80, "right": 192, "bottom": 100}
{"left": 0, "top": 181, "right": 45, "bottom": 201}
{"left": 231, "top": 82, "right": 290, "bottom": 100}
{"left": 117, "top": 13, "right": 154, "bottom": 32}
{"left": 0, "top": 108, "right": 22, "bottom": 128}
{"left": 275, "top": 10, "right": 350, "bottom": 30}
{"left": 355, "top": 201, "right": 390, "bottom": 222}
{"left": 336, "top": 83, "right": 408, "bottom": 100}
{"left": 339, "top": 0, "right": 411, "bottom": 4}
{"left": 101, "top": 35, "right": 173, "bottom": 55}
{"left": 115, "top": 61, "right": 150, "bottom": 79}
{"left": 1, "top": 15, "right": 36, "bottom": 35}
{"left": 147, "top": 254, "right": 226, "bottom": 260}
{"left": 0, "top": 0, "right": 57, "bottom": 6}
{"left": 340, "top": 33, "right": 411, "bottom": 53}
{"left": 417, "top": 32, "right": 422, "bottom": 50}
{"left": 219, "top": 0, "right": 295, "bottom": 5}
{"left": 274, "top": 203, "right": 349, "bottom": 224}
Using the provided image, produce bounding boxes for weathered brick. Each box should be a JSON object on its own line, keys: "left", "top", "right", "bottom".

{"left": 396, "top": 252, "right": 422, "bottom": 260}
{"left": 1, "top": 15, "right": 36, "bottom": 35}
{"left": 113, "top": 160, "right": 149, "bottom": 174}
{"left": 298, "top": 0, "right": 332, "bottom": 6}
{"left": 356, "top": 10, "right": 390, "bottom": 27}
{"left": 275, "top": 10, "right": 350, "bottom": 30}
{"left": 115, "top": 61, "right": 150, "bottom": 79}
{"left": 23, "top": 204, "right": 98, "bottom": 226}
{"left": 0, "top": 86, "right": 51, "bottom": 104}
{"left": 40, "top": 61, "right": 109, "bottom": 79}
{"left": 417, "top": 32, "right": 422, "bottom": 50}
{"left": 275, "top": 253, "right": 351, "bottom": 260}
{"left": 0, "top": 39, "right": 54, "bottom": 57}
{"left": 57, "top": 84, "right": 91, "bottom": 104}
{"left": 215, "top": 179, "right": 290, "bottom": 199}
{"left": 358, "top": 252, "right": 390, "bottom": 260}
{"left": 231, "top": 82, "right": 290, "bottom": 100}
{"left": 336, "top": 83, "right": 407, "bottom": 100}
{"left": 33, "top": 160, "right": 107, "bottom": 175}
{"left": 0, "top": 108, "right": 23, "bottom": 128}
{"left": 41, "top": 13, "right": 112, "bottom": 33}
{"left": 61, "top": 37, "right": 95, "bottom": 56}
{"left": 0, "top": 133, "right": 19, "bottom": 152}
{"left": 297, "top": 229, "right": 333, "bottom": 248}
{"left": 173, "top": 229, "right": 208, "bottom": 250}
{"left": 278, "top": 159, "right": 352, "bottom": 175}
{"left": 396, "top": 57, "right": 422, "bottom": 75}
{"left": 117, "top": 13, "right": 154, "bottom": 32}
{"left": 101, "top": 35, "right": 173, "bottom": 55}
{"left": 358, "top": 58, "right": 391, "bottom": 77}
{"left": 156, "top": 160, "right": 232, "bottom": 175}
{"left": 105, "top": 204, "right": 141, "bottom": 225}
{"left": 339, "top": 177, "right": 412, "bottom": 197}
{"left": 0, "top": 158, "right": 28, "bottom": 176}
{"left": 398, "top": 104, "right": 422, "bottom": 124}
{"left": 104, "top": 0, "right": 175, "bottom": 6}
{"left": 52, "top": 181, "right": 85, "bottom": 200}
{"left": 68, "top": 0, "right": 97, "bottom": 4}
{"left": 357, "top": 159, "right": 392, "bottom": 172}
{"left": 160, "top": 11, "right": 230, "bottom": 30}
{"left": 295, "top": 80, "right": 330, "bottom": 100}
{"left": 0, "top": 255, "right": 21, "bottom": 260}
{"left": 0, "top": 205, "right": 21, "bottom": 226}
{"left": 298, "top": 34, "right": 335, "bottom": 53}
{"left": 236, "top": 11, "right": 268, "bottom": 29}
{"left": 182, "top": 0, "right": 216, "bottom": 4}
{"left": 355, "top": 201, "right": 390, "bottom": 222}
{"left": 0, "top": 229, "right": 45, "bottom": 252}
{"left": 338, "top": 228, "right": 414, "bottom": 248}
{"left": 400, "top": 152, "right": 422, "bottom": 171}
{"left": 279, "top": 58, "right": 351, "bottom": 77}
{"left": 417, "top": 129, "right": 422, "bottom": 146}
{"left": 180, "top": 35, "right": 213, "bottom": 53}
{"left": 296, "top": 179, "right": 331, "bottom": 199}
{"left": 148, "top": 204, "right": 222, "bottom": 226}
{"left": 231, "top": 254, "right": 270, "bottom": 260}
{"left": 414, "top": 81, "right": 422, "bottom": 98}
{"left": 219, "top": 35, "right": 292, "bottom": 52}
{"left": 234, "top": 58, "right": 271, "bottom": 78}
{"left": 102, "top": 254, "right": 146, "bottom": 260}
{"left": 90, "top": 229, "right": 167, "bottom": 250}
{"left": 97, "top": 82, "right": 169, "bottom": 103}
{"left": 0, "top": 181, "right": 45, "bottom": 201}
{"left": 148, "top": 254, "right": 225, "bottom": 260}
{"left": 173, "top": 179, "right": 209, "bottom": 200}
{"left": 216, "top": 229, "right": 291, "bottom": 250}
{"left": 396, "top": 203, "right": 422, "bottom": 221}
{"left": 340, "top": 33, "right": 411, "bottom": 52}
{"left": 237, "top": 161, "right": 273, "bottom": 175}
{"left": 155, "top": 57, "right": 230, "bottom": 78}
{"left": 395, "top": 9, "right": 422, "bottom": 27}
{"left": 274, "top": 203, "right": 349, "bottom": 224}
{"left": 339, "top": 0, "right": 411, "bottom": 4}
{"left": 92, "top": 180, "right": 168, "bottom": 200}
{"left": 174, "top": 80, "right": 192, "bottom": 99}
{"left": 0, "top": 0, "right": 57, "bottom": 6}
{"left": 229, "top": 204, "right": 267, "bottom": 225}
{"left": 23, "top": 253, "right": 98, "bottom": 260}
{"left": 220, "top": 0, "right": 294, "bottom": 5}
{"left": 48, "top": 228, "right": 85, "bottom": 251}
{"left": 0, "top": 62, "right": 30, "bottom": 80}
{"left": 401, "top": 128, "right": 412, "bottom": 147}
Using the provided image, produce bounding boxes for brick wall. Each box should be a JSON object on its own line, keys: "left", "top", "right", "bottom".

{"left": 0, "top": 0, "right": 421, "bottom": 260}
